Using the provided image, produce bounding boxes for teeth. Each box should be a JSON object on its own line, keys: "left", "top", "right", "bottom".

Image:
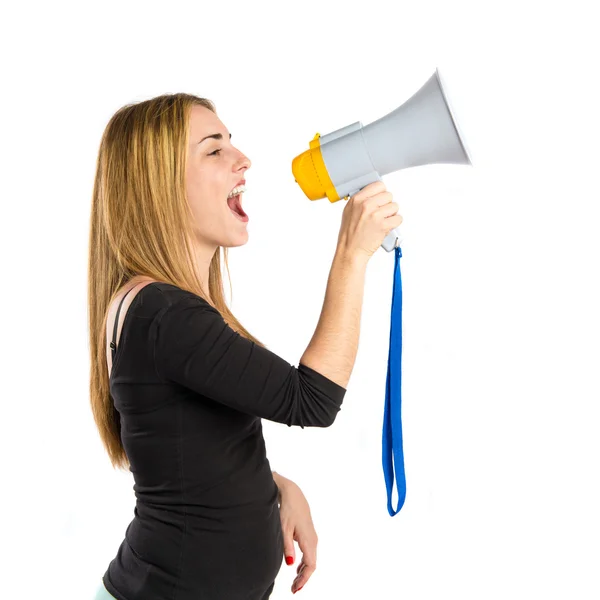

{"left": 227, "top": 184, "right": 246, "bottom": 198}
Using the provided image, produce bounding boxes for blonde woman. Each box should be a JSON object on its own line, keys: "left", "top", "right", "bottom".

{"left": 89, "top": 94, "right": 401, "bottom": 599}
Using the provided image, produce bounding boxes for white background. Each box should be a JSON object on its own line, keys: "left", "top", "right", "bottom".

{"left": 2, "top": 0, "right": 599, "bottom": 598}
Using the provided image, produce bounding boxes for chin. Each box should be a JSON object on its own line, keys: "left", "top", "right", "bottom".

{"left": 224, "top": 229, "right": 249, "bottom": 248}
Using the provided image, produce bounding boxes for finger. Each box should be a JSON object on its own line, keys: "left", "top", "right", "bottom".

{"left": 364, "top": 190, "right": 393, "bottom": 209}
{"left": 293, "top": 539, "right": 317, "bottom": 591}
{"left": 296, "top": 536, "right": 317, "bottom": 574}
{"left": 283, "top": 529, "right": 295, "bottom": 566}
{"left": 292, "top": 563, "right": 315, "bottom": 593}
{"left": 375, "top": 201, "right": 400, "bottom": 219}
{"left": 352, "top": 180, "right": 386, "bottom": 202}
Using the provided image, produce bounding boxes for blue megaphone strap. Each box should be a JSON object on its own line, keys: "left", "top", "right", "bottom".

{"left": 382, "top": 245, "right": 406, "bottom": 516}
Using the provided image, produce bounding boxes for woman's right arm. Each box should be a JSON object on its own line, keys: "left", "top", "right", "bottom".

{"left": 299, "top": 180, "right": 401, "bottom": 389}
{"left": 151, "top": 292, "right": 347, "bottom": 429}
{"left": 298, "top": 249, "right": 369, "bottom": 390}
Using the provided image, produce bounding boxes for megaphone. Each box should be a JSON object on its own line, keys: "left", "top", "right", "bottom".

{"left": 292, "top": 68, "right": 473, "bottom": 252}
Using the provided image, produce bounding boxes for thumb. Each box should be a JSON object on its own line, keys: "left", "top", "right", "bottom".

{"left": 283, "top": 530, "right": 295, "bottom": 565}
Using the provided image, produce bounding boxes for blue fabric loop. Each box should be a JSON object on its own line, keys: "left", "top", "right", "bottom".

{"left": 382, "top": 245, "right": 406, "bottom": 516}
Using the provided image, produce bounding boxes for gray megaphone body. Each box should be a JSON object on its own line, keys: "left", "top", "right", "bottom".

{"left": 291, "top": 68, "right": 473, "bottom": 252}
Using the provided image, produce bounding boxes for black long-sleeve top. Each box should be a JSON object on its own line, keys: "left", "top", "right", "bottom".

{"left": 102, "top": 282, "right": 347, "bottom": 600}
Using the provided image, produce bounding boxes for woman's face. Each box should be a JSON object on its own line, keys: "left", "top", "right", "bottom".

{"left": 185, "top": 104, "right": 251, "bottom": 248}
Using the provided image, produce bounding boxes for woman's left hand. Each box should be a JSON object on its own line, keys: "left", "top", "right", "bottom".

{"left": 277, "top": 476, "right": 318, "bottom": 594}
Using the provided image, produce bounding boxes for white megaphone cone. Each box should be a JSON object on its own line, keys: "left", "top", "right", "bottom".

{"left": 292, "top": 68, "right": 473, "bottom": 251}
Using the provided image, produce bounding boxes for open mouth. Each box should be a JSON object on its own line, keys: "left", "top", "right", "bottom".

{"left": 227, "top": 193, "right": 248, "bottom": 221}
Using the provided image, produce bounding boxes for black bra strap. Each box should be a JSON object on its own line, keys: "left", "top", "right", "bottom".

{"left": 110, "top": 287, "right": 135, "bottom": 357}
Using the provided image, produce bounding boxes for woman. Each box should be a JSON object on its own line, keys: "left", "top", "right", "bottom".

{"left": 89, "top": 94, "right": 401, "bottom": 599}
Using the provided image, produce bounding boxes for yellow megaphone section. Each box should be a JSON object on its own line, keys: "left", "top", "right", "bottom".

{"left": 291, "top": 133, "right": 341, "bottom": 203}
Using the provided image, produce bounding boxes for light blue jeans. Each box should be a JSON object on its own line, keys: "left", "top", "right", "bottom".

{"left": 94, "top": 580, "right": 117, "bottom": 600}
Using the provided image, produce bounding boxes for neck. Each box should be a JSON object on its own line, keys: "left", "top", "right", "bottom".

{"left": 193, "top": 240, "right": 218, "bottom": 304}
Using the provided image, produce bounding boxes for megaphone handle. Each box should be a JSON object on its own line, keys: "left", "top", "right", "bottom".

{"left": 345, "top": 174, "right": 403, "bottom": 253}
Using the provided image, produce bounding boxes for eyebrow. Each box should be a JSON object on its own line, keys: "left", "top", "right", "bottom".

{"left": 198, "top": 132, "right": 232, "bottom": 144}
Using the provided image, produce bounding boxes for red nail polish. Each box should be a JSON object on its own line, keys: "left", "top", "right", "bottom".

{"left": 297, "top": 585, "right": 304, "bottom": 592}
{"left": 286, "top": 556, "right": 294, "bottom": 565}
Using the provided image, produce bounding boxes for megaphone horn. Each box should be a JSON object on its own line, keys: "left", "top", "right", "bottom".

{"left": 292, "top": 68, "right": 473, "bottom": 252}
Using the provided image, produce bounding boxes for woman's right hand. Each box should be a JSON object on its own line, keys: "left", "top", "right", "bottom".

{"left": 336, "top": 181, "right": 403, "bottom": 261}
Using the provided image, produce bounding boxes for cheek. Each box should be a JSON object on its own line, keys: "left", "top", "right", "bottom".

{"left": 187, "top": 185, "right": 227, "bottom": 225}
{"left": 187, "top": 166, "right": 221, "bottom": 197}
{"left": 186, "top": 167, "right": 206, "bottom": 195}
{"left": 185, "top": 166, "right": 228, "bottom": 221}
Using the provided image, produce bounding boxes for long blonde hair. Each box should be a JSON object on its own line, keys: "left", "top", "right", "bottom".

{"left": 88, "top": 93, "right": 266, "bottom": 470}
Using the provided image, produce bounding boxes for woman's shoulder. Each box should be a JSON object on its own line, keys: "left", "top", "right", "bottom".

{"left": 139, "top": 281, "right": 218, "bottom": 317}
{"left": 110, "top": 279, "right": 207, "bottom": 318}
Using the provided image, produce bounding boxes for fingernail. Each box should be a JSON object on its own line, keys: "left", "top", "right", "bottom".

{"left": 286, "top": 556, "right": 294, "bottom": 565}
{"left": 296, "top": 585, "right": 304, "bottom": 593}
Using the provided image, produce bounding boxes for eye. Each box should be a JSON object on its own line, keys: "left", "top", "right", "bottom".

{"left": 208, "top": 149, "right": 222, "bottom": 156}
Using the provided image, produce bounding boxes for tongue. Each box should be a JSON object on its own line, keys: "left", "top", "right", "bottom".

{"left": 227, "top": 195, "right": 246, "bottom": 217}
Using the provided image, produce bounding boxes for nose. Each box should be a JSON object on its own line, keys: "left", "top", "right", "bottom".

{"left": 235, "top": 151, "right": 251, "bottom": 172}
